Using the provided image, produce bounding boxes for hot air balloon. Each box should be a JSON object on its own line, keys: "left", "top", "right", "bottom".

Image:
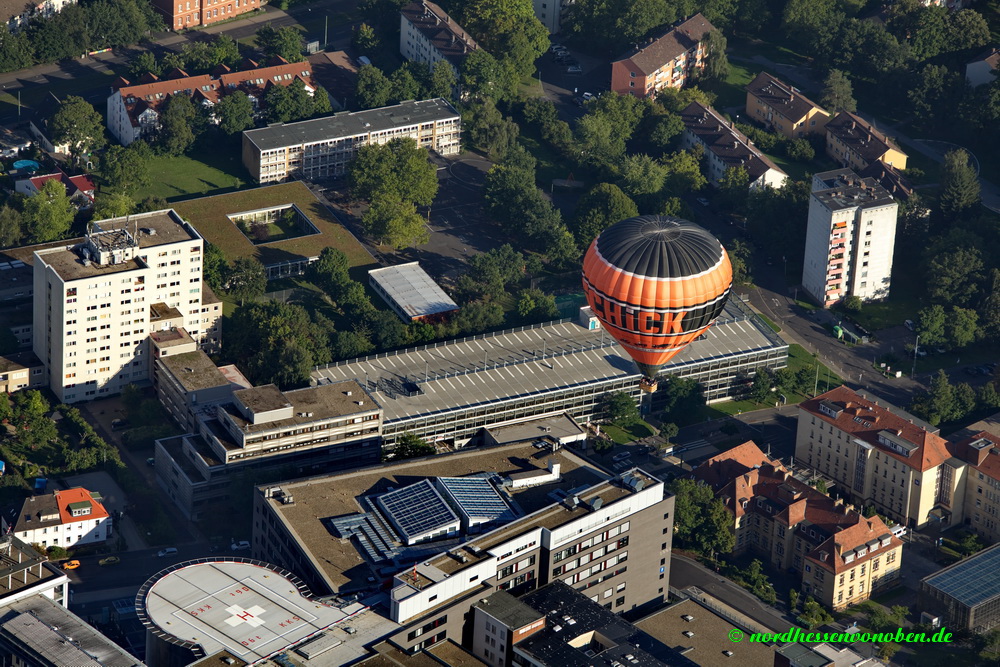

{"left": 582, "top": 215, "right": 733, "bottom": 392}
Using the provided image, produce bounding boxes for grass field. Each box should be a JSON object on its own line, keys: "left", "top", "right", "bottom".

{"left": 703, "top": 61, "right": 755, "bottom": 110}
{"left": 729, "top": 37, "right": 810, "bottom": 67}
{"left": 602, "top": 420, "right": 655, "bottom": 444}
{"left": 134, "top": 151, "right": 246, "bottom": 202}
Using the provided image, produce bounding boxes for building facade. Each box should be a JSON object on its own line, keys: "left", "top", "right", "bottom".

{"left": 611, "top": 14, "right": 714, "bottom": 98}
{"left": 795, "top": 386, "right": 955, "bottom": 529}
{"left": 0, "top": 352, "right": 46, "bottom": 393}
{"left": 530, "top": 0, "right": 567, "bottom": 34}
{"left": 801, "top": 169, "right": 898, "bottom": 307}
{"left": 8, "top": 488, "right": 112, "bottom": 550}
{"left": 242, "top": 98, "right": 461, "bottom": 182}
{"left": 745, "top": 71, "right": 830, "bottom": 139}
{"left": 31, "top": 210, "right": 214, "bottom": 403}
{"left": 825, "top": 112, "right": 908, "bottom": 172}
{"left": 150, "top": 0, "right": 260, "bottom": 31}
{"left": 15, "top": 171, "right": 96, "bottom": 209}
{"left": 691, "top": 441, "right": 902, "bottom": 610}
{"left": 679, "top": 102, "right": 788, "bottom": 190}
{"left": 399, "top": 1, "right": 479, "bottom": 74}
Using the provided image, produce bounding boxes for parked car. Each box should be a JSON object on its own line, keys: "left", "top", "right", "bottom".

{"left": 696, "top": 197, "right": 710, "bottom": 207}
{"left": 157, "top": 547, "right": 178, "bottom": 557}
{"left": 231, "top": 540, "right": 251, "bottom": 552}
{"left": 111, "top": 418, "right": 129, "bottom": 431}
{"left": 62, "top": 560, "right": 81, "bottom": 570}
{"left": 580, "top": 92, "right": 595, "bottom": 102}
{"left": 904, "top": 319, "right": 915, "bottom": 331}
{"left": 913, "top": 348, "right": 927, "bottom": 358}
{"left": 99, "top": 556, "right": 121, "bottom": 566}
{"left": 567, "top": 65, "right": 583, "bottom": 74}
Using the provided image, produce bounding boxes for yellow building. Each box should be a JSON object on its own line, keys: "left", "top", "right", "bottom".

{"left": 796, "top": 386, "right": 957, "bottom": 529}
{"left": 745, "top": 72, "right": 830, "bottom": 139}
{"left": 692, "top": 441, "right": 902, "bottom": 610}
{"left": 825, "top": 112, "right": 908, "bottom": 171}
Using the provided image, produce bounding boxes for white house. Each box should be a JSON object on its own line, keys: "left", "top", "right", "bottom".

{"left": 7, "top": 488, "right": 112, "bottom": 550}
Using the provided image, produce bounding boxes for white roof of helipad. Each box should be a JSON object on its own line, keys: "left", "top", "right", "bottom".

{"left": 139, "top": 560, "right": 364, "bottom": 663}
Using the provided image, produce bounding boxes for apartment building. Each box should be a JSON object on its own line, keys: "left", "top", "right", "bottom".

{"left": 796, "top": 386, "right": 954, "bottom": 529}
{"left": 825, "top": 111, "right": 908, "bottom": 172}
{"left": 679, "top": 101, "right": 788, "bottom": 190}
{"left": 242, "top": 98, "right": 461, "bottom": 182}
{"left": 107, "top": 58, "right": 316, "bottom": 146}
{"left": 155, "top": 380, "right": 383, "bottom": 520}
{"left": 530, "top": 0, "right": 567, "bottom": 33}
{"left": 7, "top": 488, "right": 112, "bottom": 550}
{"left": 0, "top": 352, "right": 46, "bottom": 393}
{"left": 31, "top": 210, "right": 211, "bottom": 403}
{"left": 949, "top": 432, "right": 1000, "bottom": 542}
{"left": 801, "top": 169, "right": 898, "bottom": 307}
{"left": 611, "top": 14, "right": 715, "bottom": 98}
{"left": 253, "top": 442, "right": 674, "bottom": 654}
{"left": 15, "top": 171, "right": 96, "bottom": 209}
{"left": 399, "top": 1, "right": 479, "bottom": 74}
{"left": 745, "top": 71, "right": 830, "bottom": 139}
{"left": 692, "top": 441, "right": 902, "bottom": 610}
{"left": 150, "top": 0, "right": 260, "bottom": 31}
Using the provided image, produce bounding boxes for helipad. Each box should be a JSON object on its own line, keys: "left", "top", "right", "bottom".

{"left": 136, "top": 559, "right": 364, "bottom": 663}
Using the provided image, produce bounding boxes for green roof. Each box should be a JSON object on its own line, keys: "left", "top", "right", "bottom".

{"left": 67, "top": 501, "right": 92, "bottom": 511}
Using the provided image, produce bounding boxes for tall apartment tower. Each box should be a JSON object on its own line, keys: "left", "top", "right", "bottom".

{"left": 32, "top": 210, "right": 209, "bottom": 404}
{"left": 802, "top": 169, "right": 898, "bottom": 308}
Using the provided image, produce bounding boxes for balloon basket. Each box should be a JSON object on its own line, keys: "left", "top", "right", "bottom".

{"left": 639, "top": 377, "right": 658, "bottom": 393}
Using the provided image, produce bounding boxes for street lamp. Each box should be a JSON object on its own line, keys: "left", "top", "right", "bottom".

{"left": 911, "top": 334, "right": 920, "bottom": 379}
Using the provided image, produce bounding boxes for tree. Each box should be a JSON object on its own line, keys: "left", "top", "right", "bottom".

{"left": 750, "top": 368, "right": 772, "bottom": 403}
{"left": 939, "top": 148, "right": 980, "bottom": 219}
{"left": 226, "top": 256, "right": 267, "bottom": 305}
{"left": 0, "top": 24, "right": 33, "bottom": 72}
{"left": 659, "top": 422, "right": 678, "bottom": 444}
{"left": 100, "top": 142, "right": 152, "bottom": 194}
{"left": 215, "top": 91, "right": 255, "bottom": 135}
{"left": 911, "top": 370, "right": 957, "bottom": 426}
{"left": 785, "top": 138, "right": 814, "bottom": 161}
{"left": 599, "top": 391, "right": 640, "bottom": 425}
{"left": 352, "top": 23, "right": 380, "bottom": 54}
{"left": 726, "top": 239, "right": 753, "bottom": 285}
{"left": 355, "top": 64, "right": 393, "bottom": 109}
{"left": 460, "top": 49, "right": 517, "bottom": 101}
{"left": 717, "top": 166, "right": 750, "bottom": 213}
{"left": 877, "top": 644, "right": 899, "bottom": 662}
{"left": 452, "top": 300, "right": 505, "bottom": 334}
{"left": 349, "top": 138, "right": 438, "bottom": 206}
{"left": 789, "top": 589, "right": 800, "bottom": 613}
{"left": 50, "top": 96, "right": 106, "bottom": 165}
{"left": 662, "top": 150, "right": 707, "bottom": 195}
{"left": 781, "top": 0, "right": 844, "bottom": 58}
{"left": 93, "top": 192, "right": 135, "bottom": 219}
{"left": 657, "top": 86, "right": 716, "bottom": 113}
{"left": 465, "top": 244, "right": 525, "bottom": 296}
{"left": 915, "top": 304, "right": 947, "bottom": 347}
{"left": 389, "top": 66, "right": 423, "bottom": 104}
{"left": 430, "top": 60, "right": 456, "bottom": 98}
{"left": 23, "top": 179, "right": 75, "bottom": 242}
{"left": 819, "top": 69, "right": 856, "bottom": 113}
{"left": 308, "top": 247, "right": 352, "bottom": 297}
{"left": 226, "top": 300, "right": 332, "bottom": 386}
{"left": 572, "top": 183, "right": 639, "bottom": 245}
{"left": 0, "top": 205, "right": 22, "bottom": 248}
{"left": 842, "top": 295, "right": 863, "bottom": 313}
{"left": 647, "top": 112, "right": 685, "bottom": 153}
{"left": 466, "top": 100, "right": 520, "bottom": 160}
{"left": 981, "top": 269, "right": 1000, "bottom": 342}
{"left": 202, "top": 242, "right": 228, "bottom": 292}
{"left": 515, "top": 287, "right": 558, "bottom": 322}
{"left": 617, "top": 154, "right": 668, "bottom": 203}
{"left": 798, "top": 597, "right": 834, "bottom": 630}
{"left": 659, "top": 377, "right": 705, "bottom": 420}
{"left": 948, "top": 306, "right": 980, "bottom": 349}
{"left": 668, "top": 478, "right": 735, "bottom": 558}
{"left": 907, "top": 64, "right": 962, "bottom": 130}
{"left": 286, "top": 78, "right": 315, "bottom": 120}
{"left": 362, "top": 194, "right": 429, "bottom": 249}
{"left": 390, "top": 433, "right": 435, "bottom": 461}
{"left": 264, "top": 84, "right": 296, "bottom": 123}
{"left": 926, "top": 246, "right": 984, "bottom": 307}
{"left": 159, "top": 94, "right": 197, "bottom": 155}
{"left": 562, "top": 0, "right": 672, "bottom": 53}
{"left": 255, "top": 25, "right": 303, "bottom": 62}
{"left": 699, "top": 30, "right": 730, "bottom": 83}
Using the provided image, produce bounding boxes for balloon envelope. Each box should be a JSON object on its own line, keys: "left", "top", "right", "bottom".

{"left": 582, "top": 215, "right": 733, "bottom": 379}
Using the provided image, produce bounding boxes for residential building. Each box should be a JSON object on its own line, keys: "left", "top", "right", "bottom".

{"left": 922, "top": 542, "right": 1000, "bottom": 633}
{"left": 801, "top": 169, "right": 898, "bottom": 307}
{"left": 949, "top": 431, "right": 1000, "bottom": 543}
{"left": 530, "top": 0, "right": 567, "bottom": 34}
{"left": 857, "top": 160, "right": 914, "bottom": 202}
{"left": 313, "top": 299, "right": 787, "bottom": 447}
{"left": 306, "top": 50, "right": 359, "bottom": 110}
{"left": 150, "top": 0, "right": 260, "bottom": 31}
{"left": 27, "top": 92, "right": 72, "bottom": 155}
{"left": 4, "top": 0, "right": 76, "bottom": 30}
{"left": 966, "top": 47, "right": 1000, "bottom": 88}
{"left": 679, "top": 102, "right": 788, "bottom": 190}
{"left": 824, "top": 111, "right": 907, "bottom": 171}
{"left": 0, "top": 127, "right": 33, "bottom": 158}
{"left": 0, "top": 352, "right": 46, "bottom": 393}
{"left": 107, "top": 58, "right": 317, "bottom": 146}
{"left": 745, "top": 71, "right": 830, "bottom": 139}
{"left": 692, "top": 441, "right": 902, "bottom": 610}
{"left": 241, "top": 98, "right": 461, "bottom": 183}
{"left": 154, "top": 380, "right": 383, "bottom": 520}
{"left": 253, "top": 441, "right": 675, "bottom": 653}
{"left": 15, "top": 170, "right": 97, "bottom": 208}
{"left": 7, "top": 487, "right": 112, "bottom": 549}
{"left": 611, "top": 14, "right": 715, "bottom": 98}
{"left": 400, "top": 1, "right": 479, "bottom": 75}
{"left": 368, "top": 262, "right": 458, "bottom": 323}
{"left": 795, "top": 386, "right": 954, "bottom": 529}
{"left": 31, "top": 209, "right": 214, "bottom": 403}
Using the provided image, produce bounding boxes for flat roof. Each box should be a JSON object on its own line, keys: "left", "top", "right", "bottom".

{"left": 473, "top": 591, "right": 542, "bottom": 630}
{"left": 159, "top": 351, "right": 231, "bottom": 392}
{"left": 314, "top": 301, "right": 785, "bottom": 423}
{"left": 243, "top": 98, "right": 459, "bottom": 152}
{"left": 224, "top": 381, "right": 375, "bottom": 433}
{"left": 260, "top": 442, "right": 601, "bottom": 591}
{"left": 0, "top": 351, "right": 43, "bottom": 373}
{"left": 0, "top": 537, "right": 63, "bottom": 600}
{"left": 369, "top": 262, "right": 458, "bottom": 319}
{"left": 487, "top": 414, "right": 585, "bottom": 446}
{"left": 138, "top": 560, "right": 363, "bottom": 663}
{"left": 813, "top": 176, "right": 895, "bottom": 211}
{"left": 377, "top": 479, "right": 458, "bottom": 541}
{"left": 172, "top": 182, "right": 375, "bottom": 274}
{"left": 235, "top": 384, "right": 290, "bottom": 413}
{"left": 94, "top": 211, "right": 199, "bottom": 248}
{"left": 922, "top": 542, "right": 1000, "bottom": 608}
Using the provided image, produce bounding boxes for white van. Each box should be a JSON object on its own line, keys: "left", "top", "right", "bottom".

{"left": 157, "top": 547, "right": 178, "bottom": 557}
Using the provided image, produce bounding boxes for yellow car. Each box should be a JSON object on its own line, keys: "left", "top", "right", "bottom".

{"left": 62, "top": 560, "right": 81, "bottom": 570}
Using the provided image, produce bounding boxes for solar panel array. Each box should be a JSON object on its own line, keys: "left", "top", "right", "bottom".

{"left": 327, "top": 513, "right": 399, "bottom": 563}
{"left": 377, "top": 479, "right": 458, "bottom": 542}
{"left": 437, "top": 477, "right": 515, "bottom": 523}
{"left": 924, "top": 544, "right": 1000, "bottom": 608}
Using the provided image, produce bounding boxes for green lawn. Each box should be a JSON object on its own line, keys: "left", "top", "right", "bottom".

{"left": 133, "top": 148, "right": 246, "bottom": 202}
{"left": 602, "top": 420, "right": 655, "bottom": 444}
{"left": 756, "top": 313, "right": 781, "bottom": 333}
{"left": 895, "top": 140, "right": 942, "bottom": 185}
{"left": 518, "top": 128, "right": 580, "bottom": 188}
{"left": 703, "top": 60, "right": 755, "bottom": 110}
{"left": 729, "top": 37, "right": 810, "bottom": 67}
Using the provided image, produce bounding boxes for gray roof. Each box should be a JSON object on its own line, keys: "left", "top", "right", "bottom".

{"left": 474, "top": 591, "right": 543, "bottom": 630}
{"left": 369, "top": 262, "right": 458, "bottom": 319}
{"left": 614, "top": 14, "right": 714, "bottom": 76}
{"left": 812, "top": 173, "right": 896, "bottom": 212}
{"left": 922, "top": 542, "right": 1000, "bottom": 608}
{"left": 243, "top": 98, "right": 459, "bottom": 151}
{"left": 158, "top": 351, "right": 230, "bottom": 393}
{"left": 825, "top": 111, "right": 904, "bottom": 165}
{"left": 0, "top": 351, "right": 43, "bottom": 374}
{"left": 400, "top": 0, "right": 480, "bottom": 69}
{"left": 746, "top": 71, "right": 828, "bottom": 123}
{"left": 680, "top": 102, "right": 786, "bottom": 182}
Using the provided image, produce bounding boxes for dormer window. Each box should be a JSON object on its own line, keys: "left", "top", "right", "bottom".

{"left": 845, "top": 553, "right": 855, "bottom": 563}
{"left": 857, "top": 548, "right": 867, "bottom": 557}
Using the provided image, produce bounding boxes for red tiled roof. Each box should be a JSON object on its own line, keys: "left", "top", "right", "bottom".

{"left": 28, "top": 171, "right": 96, "bottom": 200}
{"left": 614, "top": 13, "right": 715, "bottom": 75}
{"left": 806, "top": 514, "right": 899, "bottom": 574}
{"left": 55, "top": 487, "right": 110, "bottom": 525}
{"left": 801, "top": 386, "right": 951, "bottom": 472}
{"left": 952, "top": 431, "right": 1000, "bottom": 479}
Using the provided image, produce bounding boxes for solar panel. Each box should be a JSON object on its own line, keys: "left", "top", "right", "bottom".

{"left": 924, "top": 544, "right": 1000, "bottom": 608}
{"left": 437, "top": 477, "right": 516, "bottom": 524}
{"left": 376, "top": 479, "right": 458, "bottom": 542}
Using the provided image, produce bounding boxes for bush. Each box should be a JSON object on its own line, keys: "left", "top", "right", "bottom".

{"left": 46, "top": 545, "right": 68, "bottom": 560}
{"left": 785, "top": 138, "right": 815, "bottom": 161}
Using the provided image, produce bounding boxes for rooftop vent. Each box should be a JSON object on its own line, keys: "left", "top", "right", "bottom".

{"left": 724, "top": 650, "right": 734, "bottom": 657}
{"left": 346, "top": 390, "right": 352, "bottom": 396}
{"left": 683, "top": 630, "right": 695, "bottom": 638}
{"left": 682, "top": 614, "right": 694, "bottom": 622}
{"left": 143, "top": 228, "right": 156, "bottom": 236}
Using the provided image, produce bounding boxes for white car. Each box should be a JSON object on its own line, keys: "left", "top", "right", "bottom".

{"left": 567, "top": 65, "right": 582, "bottom": 74}
{"left": 231, "top": 540, "right": 251, "bottom": 551}
{"left": 904, "top": 319, "right": 915, "bottom": 331}
{"left": 581, "top": 92, "right": 595, "bottom": 102}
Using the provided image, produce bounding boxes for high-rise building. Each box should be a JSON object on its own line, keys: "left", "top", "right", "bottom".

{"left": 801, "top": 169, "right": 898, "bottom": 307}
{"left": 31, "top": 210, "right": 218, "bottom": 403}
